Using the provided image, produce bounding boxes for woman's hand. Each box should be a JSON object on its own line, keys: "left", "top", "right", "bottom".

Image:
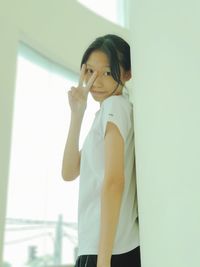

{"left": 97, "top": 256, "right": 111, "bottom": 267}
{"left": 68, "top": 64, "right": 97, "bottom": 115}
{"left": 97, "top": 263, "right": 111, "bottom": 267}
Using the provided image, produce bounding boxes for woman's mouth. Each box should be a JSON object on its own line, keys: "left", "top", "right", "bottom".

{"left": 91, "top": 90, "right": 105, "bottom": 95}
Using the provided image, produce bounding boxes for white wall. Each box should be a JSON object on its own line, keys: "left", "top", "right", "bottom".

{"left": 0, "top": 0, "right": 129, "bottom": 263}
{"left": 130, "top": 0, "right": 200, "bottom": 266}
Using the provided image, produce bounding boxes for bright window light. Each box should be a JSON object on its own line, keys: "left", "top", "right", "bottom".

{"left": 77, "top": 0, "right": 125, "bottom": 26}
{"left": 3, "top": 42, "right": 99, "bottom": 267}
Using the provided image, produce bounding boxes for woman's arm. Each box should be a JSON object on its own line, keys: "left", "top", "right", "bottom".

{"left": 62, "top": 64, "right": 97, "bottom": 181}
{"left": 97, "top": 121, "right": 125, "bottom": 267}
{"left": 61, "top": 113, "right": 83, "bottom": 181}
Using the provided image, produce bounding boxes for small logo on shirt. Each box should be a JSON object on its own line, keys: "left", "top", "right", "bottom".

{"left": 108, "top": 113, "right": 114, "bottom": 116}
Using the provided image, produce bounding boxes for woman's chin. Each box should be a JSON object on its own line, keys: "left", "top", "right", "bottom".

{"left": 91, "top": 92, "right": 103, "bottom": 99}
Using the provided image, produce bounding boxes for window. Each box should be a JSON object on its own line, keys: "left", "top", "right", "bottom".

{"left": 77, "top": 0, "right": 128, "bottom": 27}
{"left": 3, "top": 42, "right": 99, "bottom": 267}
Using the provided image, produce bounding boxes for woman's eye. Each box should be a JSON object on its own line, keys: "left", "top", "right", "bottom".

{"left": 86, "top": 68, "right": 94, "bottom": 75}
{"left": 104, "top": 71, "right": 111, "bottom": 76}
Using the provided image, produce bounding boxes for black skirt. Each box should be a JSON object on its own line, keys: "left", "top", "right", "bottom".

{"left": 75, "top": 246, "right": 141, "bottom": 267}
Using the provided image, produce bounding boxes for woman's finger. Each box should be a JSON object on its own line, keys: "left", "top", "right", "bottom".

{"left": 85, "top": 71, "right": 97, "bottom": 91}
{"left": 78, "top": 64, "right": 86, "bottom": 87}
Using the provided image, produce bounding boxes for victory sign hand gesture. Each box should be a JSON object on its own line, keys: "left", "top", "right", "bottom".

{"left": 68, "top": 64, "right": 97, "bottom": 115}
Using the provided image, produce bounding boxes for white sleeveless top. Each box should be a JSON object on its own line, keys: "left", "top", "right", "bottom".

{"left": 77, "top": 94, "right": 140, "bottom": 256}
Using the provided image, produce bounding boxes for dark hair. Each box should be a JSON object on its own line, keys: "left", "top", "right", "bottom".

{"left": 80, "top": 34, "right": 131, "bottom": 87}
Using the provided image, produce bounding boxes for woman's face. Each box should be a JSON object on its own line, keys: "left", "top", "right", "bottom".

{"left": 84, "top": 50, "right": 129, "bottom": 104}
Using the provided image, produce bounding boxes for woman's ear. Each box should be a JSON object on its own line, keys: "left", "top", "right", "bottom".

{"left": 125, "top": 70, "right": 132, "bottom": 81}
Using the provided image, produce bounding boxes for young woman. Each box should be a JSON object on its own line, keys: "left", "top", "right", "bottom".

{"left": 62, "top": 34, "right": 141, "bottom": 267}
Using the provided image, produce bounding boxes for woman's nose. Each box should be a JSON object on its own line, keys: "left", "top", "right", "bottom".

{"left": 93, "top": 72, "right": 103, "bottom": 86}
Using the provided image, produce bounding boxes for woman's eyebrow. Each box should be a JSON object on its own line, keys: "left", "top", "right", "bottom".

{"left": 86, "top": 63, "right": 110, "bottom": 68}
